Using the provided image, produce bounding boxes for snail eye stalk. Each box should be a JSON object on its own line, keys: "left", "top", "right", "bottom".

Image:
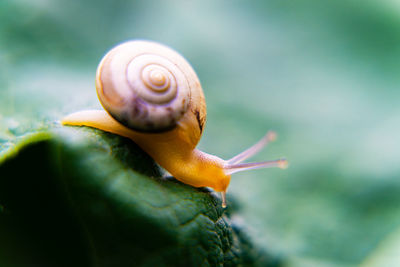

{"left": 224, "top": 131, "right": 288, "bottom": 175}
{"left": 225, "top": 159, "right": 288, "bottom": 175}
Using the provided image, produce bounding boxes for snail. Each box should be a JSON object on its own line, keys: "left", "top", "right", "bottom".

{"left": 62, "top": 40, "right": 287, "bottom": 208}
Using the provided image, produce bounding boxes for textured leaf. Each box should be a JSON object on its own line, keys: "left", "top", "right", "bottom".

{"left": 0, "top": 126, "right": 280, "bottom": 266}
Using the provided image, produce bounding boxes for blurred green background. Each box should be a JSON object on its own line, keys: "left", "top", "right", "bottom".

{"left": 1, "top": 0, "right": 400, "bottom": 266}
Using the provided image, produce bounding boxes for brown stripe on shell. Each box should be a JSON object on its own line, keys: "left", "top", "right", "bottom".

{"left": 124, "top": 96, "right": 179, "bottom": 132}
{"left": 164, "top": 106, "right": 176, "bottom": 125}
{"left": 130, "top": 97, "right": 149, "bottom": 120}
{"left": 194, "top": 109, "right": 205, "bottom": 133}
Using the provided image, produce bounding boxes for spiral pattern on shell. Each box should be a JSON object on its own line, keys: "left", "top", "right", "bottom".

{"left": 95, "top": 40, "right": 196, "bottom": 132}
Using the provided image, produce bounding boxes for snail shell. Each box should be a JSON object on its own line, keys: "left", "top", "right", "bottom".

{"left": 95, "top": 40, "right": 206, "bottom": 133}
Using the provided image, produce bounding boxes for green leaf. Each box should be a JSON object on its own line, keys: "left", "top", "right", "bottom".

{"left": 0, "top": 126, "right": 280, "bottom": 266}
